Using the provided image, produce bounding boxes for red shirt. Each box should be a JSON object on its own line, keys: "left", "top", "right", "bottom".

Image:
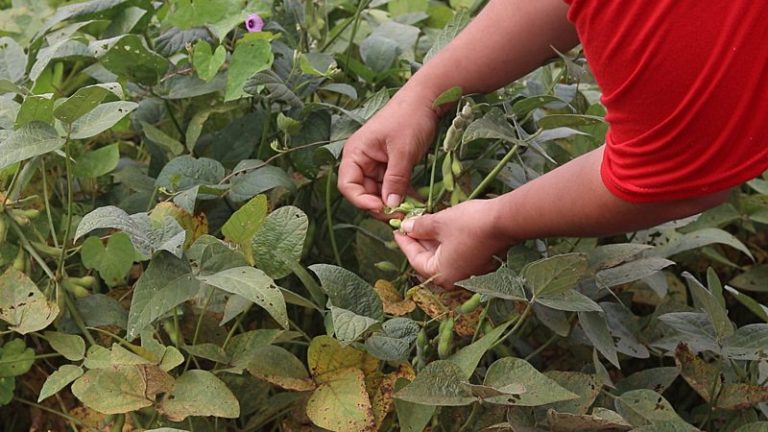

{"left": 564, "top": 1, "right": 768, "bottom": 202}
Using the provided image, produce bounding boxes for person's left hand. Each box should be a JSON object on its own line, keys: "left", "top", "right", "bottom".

{"left": 393, "top": 199, "right": 513, "bottom": 288}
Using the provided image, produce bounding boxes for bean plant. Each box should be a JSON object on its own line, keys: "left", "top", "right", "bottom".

{"left": 1, "top": 0, "right": 768, "bottom": 431}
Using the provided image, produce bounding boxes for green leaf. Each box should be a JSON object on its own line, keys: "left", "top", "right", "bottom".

{"left": 359, "top": 35, "right": 399, "bottom": 74}
{"left": 483, "top": 357, "right": 578, "bottom": 406}
{"left": 365, "top": 318, "right": 420, "bottom": 362}
{"left": 94, "top": 34, "right": 169, "bottom": 85}
{"left": 524, "top": 253, "right": 588, "bottom": 299}
{"left": 225, "top": 330, "right": 283, "bottom": 372}
{"left": 198, "top": 266, "right": 289, "bottom": 330}
{"left": 614, "top": 367, "right": 679, "bottom": 395}
{"left": 306, "top": 367, "right": 375, "bottom": 432}
{"left": 0, "top": 339, "right": 34, "bottom": 378}
{"left": 596, "top": 257, "right": 674, "bottom": 288}
{"left": 38, "top": 365, "right": 83, "bottom": 403}
{"left": 73, "top": 143, "right": 120, "bottom": 178}
{"left": 225, "top": 38, "right": 273, "bottom": 101}
{"left": 729, "top": 265, "right": 768, "bottom": 292}
{"left": 44, "top": 331, "right": 85, "bottom": 361}
{"left": 579, "top": 312, "right": 620, "bottom": 368}
{"left": 246, "top": 345, "right": 315, "bottom": 391}
{"left": 310, "top": 264, "right": 384, "bottom": 321}
{"left": 158, "top": 369, "right": 240, "bottom": 422}
{"left": 126, "top": 252, "right": 200, "bottom": 339}
{"left": 75, "top": 206, "right": 153, "bottom": 257}
{"left": 0, "top": 122, "right": 65, "bottom": 171}
{"left": 683, "top": 272, "right": 734, "bottom": 340}
{"left": 54, "top": 83, "right": 123, "bottom": 124}
{"left": 70, "top": 101, "right": 137, "bottom": 140}
{"left": 462, "top": 108, "right": 519, "bottom": 144}
{"left": 724, "top": 285, "right": 768, "bottom": 322}
{"left": 222, "top": 195, "right": 268, "bottom": 247}
{"left": 544, "top": 371, "right": 601, "bottom": 415}
{"left": 80, "top": 233, "right": 134, "bottom": 287}
{"left": 723, "top": 324, "right": 768, "bottom": 360}
{"left": 15, "top": 93, "right": 55, "bottom": 128}
{"left": 449, "top": 321, "right": 513, "bottom": 380}
{"left": 155, "top": 155, "right": 225, "bottom": 193}
{"left": 244, "top": 70, "right": 303, "bottom": 108}
{"left": 657, "top": 312, "right": 719, "bottom": 353}
{"left": 394, "top": 360, "right": 476, "bottom": 406}
{"left": 72, "top": 364, "right": 174, "bottom": 415}
{"left": 649, "top": 228, "right": 754, "bottom": 261}
{"left": 0, "top": 267, "right": 59, "bottom": 334}
{"left": 330, "top": 305, "right": 379, "bottom": 343}
{"left": 536, "top": 289, "right": 602, "bottom": 312}
{"left": 734, "top": 422, "right": 768, "bottom": 432}
{"left": 0, "top": 377, "right": 13, "bottom": 405}
{"left": 0, "top": 37, "right": 26, "bottom": 83}
{"left": 229, "top": 160, "right": 295, "bottom": 203}
{"left": 455, "top": 267, "right": 527, "bottom": 301}
{"left": 141, "top": 121, "right": 184, "bottom": 156}
{"left": 537, "top": 114, "right": 606, "bottom": 129}
{"left": 251, "top": 206, "right": 309, "bottom": 279}
{"left": 614, "top": 390, "right": 693, "bottom": 429}
{"left": 193, "top": 40, "right": 226, "bottom": 82}
{"left": 159, "top": 346, "right": 185, "bottom": 372}
{"left": 546, "top": 408, "right": 631, "bottom": 432}
{"left": 425, "top": 8, "right": 470, "bottom": 62}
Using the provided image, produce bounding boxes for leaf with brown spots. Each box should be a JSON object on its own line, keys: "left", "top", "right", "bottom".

{"left": 308, "top": 335, "right": 378, "bottom": 383}
{"left": 0, "top": 267, "right": 59, "bottom": 334}
{"left": 368, "top": 363, "right": 416, "bottom": 430}
{"left": 374, "top": 280, "right": 415, "bottom": 316}
{"left": 306, "top": 367, "right": 375, "bottom": 432}
{"left": 407, "top": 285, "right": 480, "bottom": 336}
{"left": 674, "top": 343, "right": 721, "bottom": 401}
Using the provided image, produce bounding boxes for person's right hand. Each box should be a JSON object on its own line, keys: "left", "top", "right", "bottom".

{"left": 338, "top": 89, "right": 440, "bottom": 213}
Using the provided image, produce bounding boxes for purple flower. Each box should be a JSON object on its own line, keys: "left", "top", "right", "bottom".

{"left": 245, "top": 13, "right": 264, "bottom": 32}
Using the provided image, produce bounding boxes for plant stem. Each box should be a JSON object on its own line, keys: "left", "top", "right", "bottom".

{"left": 39, "top": 158, "right": 60, "bottom": 249}
{"left": 14, "top": 397, "right": 98, "bottom": 431}
{"left": 57, "top": 135, "right": 74, "bottom": 280}
{"left": 427, "top": 138, "right": 441, "bottom": 213}
{"left": 6, "top": 218, "right": 56, "bottom": 280}
{"left": 185, "top": 289, "right": 214, "bottom": 372}
{"left": 457, "top": 402, "right": 480, "bottom": 432}
{"left": 290, "top": 263, "right": 326, "bottom": 307}
{"left": 467, "top": 143, "right": 519, "bottom": 200}
{"left": 325, "top": 169, "right": 343, "bottom": 266}
{"left": 0, "top": 353, "right": 60, "bottom": 366}
{"left": 493, "top": 302, "right": 532, "bottom": 349}
{"left": 62, "top": 286, "right": 97, "bottom": 346}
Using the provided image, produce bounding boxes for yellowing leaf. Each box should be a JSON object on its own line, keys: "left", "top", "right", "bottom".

{"left": 374, "top": 280, "right": 415, "bottom": 316}
{"left": 0, "top": 267, "right": 59, "bottom": 334}
{"left": 71, "top": 365, "right": 174, "bottom": 415}
{"left": 308, "top": 335, "right": 378, "bottom": 383}
{"left": 306, "top": 367, "right": 375, "bottom": 432}
{"left": 159, "top": 370, "right": 240, "bottom": 421}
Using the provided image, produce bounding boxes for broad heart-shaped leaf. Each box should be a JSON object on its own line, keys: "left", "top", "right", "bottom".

{"left": 15, "top": 93, "right": 54, "bottom": 128}
{"left": 158, "top": 370, "right": 240, "bottom": 422}
{"left": 0, "top": 122, "right": 65, "bottom": 170}
{"left": 683, "top": 272, "right": 734, "bottom": 340}
{"left": 578, "top": 312, "right": 620, "bottom": 368}
{"left": 656, "top": 312, "right": 719, "bottom": 354}
{"left": 73, "top": 143, "right": 120, "bottom": 178}
{"left": 53, "top": 82, "right": 122, "bottom": 124}
{"left": 75, "top": 206, "right": 150, "bottom": 256}
{"left": 455, "top": 267, "right": 527, "bottom": 301}
{"left": 524, "top": 253, "right": 588, "bottom": 299}
{"left": 0, "top": 339, "right": 34, "bottom": 378}
{"left": 155, "top": 155, "right": 225, "bottom": 193}
{"left": 38, "top": 365, "right": 84, "bottom": 402}
{"left": 535, "top": 289, "right": 602, "bottom": 312}
{"left": 93, "top": 34, "right": 169, "bottom": 85}
{"left": 44, "top": 331, "right": 85, "bottom": 361}
{"left": 614, "top": 390, "right": 694, "bottom": 429}
{"left": 246, "top": 345, "right": 315, "bottom": 391}
{"left": 425, "top": 8, "right": 470, "bottom": 62}
{"left": 483, "top": 357, "right": 578, "bottom": 406}
{"left": 192, "top": 40, "right": 226, "bottom": 82}
{"left": 197, "top": 267, "right": 289, "bottom": 330}
{"left": 225, "top": 37, "right": 273, "bottom": 101}
{"left": 723, "top": 324, "right": 768, "bottom": 360}
{"left": 359, "top": 35, "right": 399, "bottom": 74}
{"left": 141, "top": 121, "right": 184, "bottom": 156}
{"left": 394, "top": 360, "right": 477, "bottom": 406}
{"left": 647, "top": 228, "right": 753, "bottom": 260}
{"left": 222, "top": 195, "right": 268, "bottom": 248}
{"left": 251, "top": 206, "right": 308, "bottom": 279}
{"left": 449, "top": 321, "right": 513, "bottom": 380}
{"left": 244, "top": 70, "right": 303, "bottom": 108}
{"left": 308, "top": 335, "right": 379, "bottom": 383}
{"left": 306, "top": 367, "right": 376, "bottom": 432}
{"left": 330, "top": 305, "right": 378, "bottom": 343}
{"left": 223, "top": 329, "right": 283, "bottom": 373}
{"left": 364, "top": 318, "right": 420, "bottom": 362}
{"left": 544, "top": 371, "right": 601, "bottom": 415}
{"left": 70, "top": 101, "right": 137, "bottom": 140}
{"left": 614, "top": 367, "right": 679, "bottom": 395}
{"left": 71, "top": 364, "right": 174, "bottom": 415}
{"left": 80, "top": 232, "right": 134, "bottom": 287}
{"left": 0, "top": 267, "right": 59, "bottom": 334}
{"left": 596, "top": 257, "right": 674, "bottom": 288}
{"left": 227, "top": 160, "right": 295, "bottom": 203}
{"left": 126, "top": 252, "right": 200, "bottom": 339}
{"left": 309, "top": 264, "right": 384, "bottom": 321}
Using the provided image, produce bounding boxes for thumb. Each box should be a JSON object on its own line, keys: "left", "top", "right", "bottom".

{"left": 381, "top": 155, "right": 413, "bottom": 208}
{"left": 401, "top": 214, "right": 439, "bottom": 240}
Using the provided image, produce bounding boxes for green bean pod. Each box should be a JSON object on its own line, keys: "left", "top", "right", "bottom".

{"left": 437, "top": 317, "right": 455, "bottom": 359}
{"left": 457, "top": 293, "right": 482, "bottom": 314}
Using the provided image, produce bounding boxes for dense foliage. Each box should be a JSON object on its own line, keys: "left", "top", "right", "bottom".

{"left": 1, "top": 0, "right": 768, "bottom": 431}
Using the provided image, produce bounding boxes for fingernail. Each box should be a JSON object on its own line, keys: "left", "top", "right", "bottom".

{"left": 401, "top": 218, "right": 415, "bottom": 233}
{"left": 386, "top": 194, "right": 402, "bottom": 208}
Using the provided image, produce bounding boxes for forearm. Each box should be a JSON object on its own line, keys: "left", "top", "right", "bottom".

{"left": 488, "top": 147, "right": 730, "bottom": 241}
{"left": 402, "top": 0, "right": 579, "bottom": 102}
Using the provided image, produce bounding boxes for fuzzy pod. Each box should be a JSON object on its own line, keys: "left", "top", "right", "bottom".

{"left": 457, "top": 293, "right": 482, "bottom": 314}
{"left": 437, "top": 318, "right": 455, "bottom": 359}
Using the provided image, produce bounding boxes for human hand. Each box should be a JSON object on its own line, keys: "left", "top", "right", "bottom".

{"left": 393, "top": 199, "right": 513, "bottom": 288}
{"left": 338, "top": 89, "right": 440, "bottom": 213}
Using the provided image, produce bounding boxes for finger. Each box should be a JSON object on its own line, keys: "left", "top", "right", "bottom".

{"left": 338, "top": 157, "right": 384, "bottom": 211}
{"left": 381, "top": 151, "right": 414, "bottom": 208}
{"left": 400, "top": 214, "right": 440, "bottom": 240}
{"left": 394, "top": 232, "right": 438, "bottom": 277}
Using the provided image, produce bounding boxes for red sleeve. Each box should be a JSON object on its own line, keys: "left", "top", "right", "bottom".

{"left": 565, "top": 0, "right": 768, "bottom": 203}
